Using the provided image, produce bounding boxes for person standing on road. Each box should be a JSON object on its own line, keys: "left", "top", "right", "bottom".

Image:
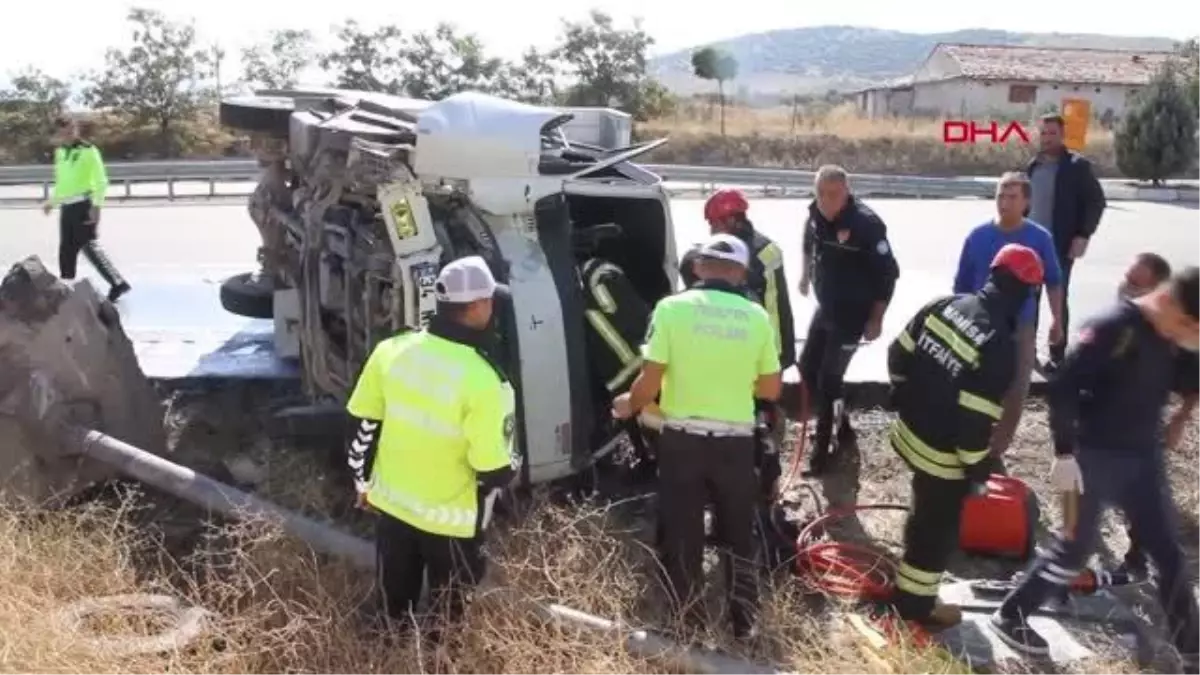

{"left": 886, "top": 244, "right": 1045, "bottom": 633}
{"left": 42, "top": 117, "right": 131, "bottom": 303}
{"left": 953, "top": 172, "right": 1064, "bottom": 460}
{"left": 344, "top": 256, "right": 519, "bottom": 638}
{"left": 613, "top": 234, "right": 783, "bottom": 639}
{"left": 1025, "top": 113, "right": 1107, "bottom": 371}
{"left": 990, "top": 267, "right": 1200, "bottom": 673}
{"left": 798, "top": 165, "right": 900, "bottom": 476}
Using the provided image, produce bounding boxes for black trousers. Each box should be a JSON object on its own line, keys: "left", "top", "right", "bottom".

{"left": 657, "top": 427, "right": 759, "bottom": 632}
{"left": 375, "top": 512, "right": 486, "bottom": 629}
{"left": 1049, "top": 255, "right": 1074, "bottom": 362}
{"left": 894, "top": 469, "right": 971, "bottom": 620}
{"left": 59, "top": 200, "right": 126, "bottom": 288}
{"left": 798, "top": 306, "right": 863, "bottom": 457}
{"left": 999, "top": 450, "right": 1199, "bottom": 658}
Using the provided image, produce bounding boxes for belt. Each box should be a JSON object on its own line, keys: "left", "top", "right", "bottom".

{"left": 663, "top": 417, "right": 754, "bottom": 438}
{"left": 60, "top": 194, "right": 90, "bottom": 205}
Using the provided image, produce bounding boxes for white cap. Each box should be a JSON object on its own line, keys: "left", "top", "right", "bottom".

{"left": 434, "top": 256, "right": 509, "bottom": 303}
{"left": 696, "top": 233, "right": 750, "bottom": 268}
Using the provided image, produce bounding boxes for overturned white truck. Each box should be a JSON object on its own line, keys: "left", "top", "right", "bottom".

{"left": 217, "top": 89, "right": 679, "bottom": 486}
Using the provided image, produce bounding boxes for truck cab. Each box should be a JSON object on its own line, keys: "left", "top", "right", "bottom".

{"left": 218, "top": 90, "right": 677, "bottom": 485}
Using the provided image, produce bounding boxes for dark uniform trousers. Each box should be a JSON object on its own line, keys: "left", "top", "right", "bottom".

{"left": 798, "top": 306, "right": 863, "bottom": 456}
{"left": 893, "top": 468, "right": 972, "bottom": 619}
{"left": 376, "top": 512, "right": 486, "bottom": 631}
{"left": 657, "top": 427, "right": 759, "bottom": 632}
{"left": 1000, "top": 449, "right": 1200, "bottom": 657}
{"left": 59, "top": 199, "right": 126, "bottom": 287}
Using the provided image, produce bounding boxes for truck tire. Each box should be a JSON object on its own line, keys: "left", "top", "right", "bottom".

{"left": 219, "top": 96, "right": 294, "bottom": 135}
{"left": 219, "top": 272, "right": 274, "bottom": 319}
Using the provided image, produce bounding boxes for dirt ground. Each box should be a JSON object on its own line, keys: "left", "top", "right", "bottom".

{"left": 148, "top": 380, "right": 1199, "bottom": 667}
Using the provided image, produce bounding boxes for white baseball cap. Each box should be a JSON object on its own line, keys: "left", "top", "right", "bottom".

{"left": 696, "top": 233, "right": 750, "bottom": 268}
{"left": 434, "top": 256, "right": 510, "bottom": 303}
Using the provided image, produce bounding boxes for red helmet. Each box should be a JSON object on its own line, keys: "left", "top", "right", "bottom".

{"left": 703, "top": 189, "right": 749, "bottom": 224}
{"left": 990, "top": 243, "right": 1045, "bottom": 285}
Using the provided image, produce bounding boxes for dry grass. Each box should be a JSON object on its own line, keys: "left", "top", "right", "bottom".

{"left": 639, "top": 101, "right": 1124, "bottom": 177}
{"left": 1, "top": 385, "right": 1194, "bottom": 674}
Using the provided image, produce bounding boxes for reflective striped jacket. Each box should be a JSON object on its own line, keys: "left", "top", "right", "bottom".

{"left": 885, "top": 290, "right": 1017, "bottom": 480}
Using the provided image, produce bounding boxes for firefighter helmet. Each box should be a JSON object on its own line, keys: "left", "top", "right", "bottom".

{"left": 990, "top": 243, "right": 1045, "bottom": 285}
{"left": 703, "top": 189, "right": 749, "bottom": 224}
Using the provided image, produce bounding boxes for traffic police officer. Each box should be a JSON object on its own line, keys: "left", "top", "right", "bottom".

{"left": 613, "top": 233, "right": 783, "bottom": 639}
{"left": 345, "top": 255, "right": 519, "bottom": 634}
{"left": 886, "top": 244, "right": 1045, "bottom": 630}
{"left": 680, "top": 189, "right": 796, "bottom": 492}
{"left": 991, "top": 266, "right": 1200, "bottom": 671}
{"left": 800, "top": 165, "right": 900, "bottom": 476}
{"left": 42, "top": 116, "right": 131, "bottom": 303}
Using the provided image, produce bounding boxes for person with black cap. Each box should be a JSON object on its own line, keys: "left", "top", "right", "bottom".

{"left": 344, "top": 255, "right": 519, "bottom": 637}
{"left": 885, "top": 243, "right": 1046, "bottom": 633}
{"left": 613, "top": 233, "right": 783, "bottom": 639}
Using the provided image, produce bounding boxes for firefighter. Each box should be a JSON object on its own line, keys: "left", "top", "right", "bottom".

{"left": 680, "top": 189, "right": 795, "bottom": 492}
{"left": 990, "top": 266, "right": 1200, "bottom": 671}
{"left": 42, "top": 116, "right": 131, "bottom": 303}
{"left": 577, "top": 255, "right": 655, "bottom": 471}
{"left": 886, "top": 244, "right": 1046, "bottom": 630}
{"left": 344, "top": 255, "right": 519, "bottom": 637}
{"left": 613, "top": 233, "right": 783, "bottom": 639}
{"left": 800, "top": 165, "right": 900, "bottom": 476}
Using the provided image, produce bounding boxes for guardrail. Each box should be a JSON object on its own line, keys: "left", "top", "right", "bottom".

{"left": 0, "top": 159, "right": 1194, "bottom": 203}
{"left": 0, "top": 159, "right": 997, "bottom": 201}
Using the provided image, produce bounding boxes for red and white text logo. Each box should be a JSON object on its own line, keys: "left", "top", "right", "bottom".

{"left": 942, "top": 120, "right": 1032, "bottom": 145}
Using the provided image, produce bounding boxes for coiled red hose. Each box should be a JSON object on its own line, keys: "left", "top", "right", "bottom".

{"left": 778, "top": 380, "right": 908, "bottom": 601}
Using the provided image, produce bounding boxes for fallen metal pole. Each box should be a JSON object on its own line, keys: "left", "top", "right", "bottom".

{"left": 69, "top": 427, "right": 781, "bottom": 675}
{"left": 72, "top": 427, "right": 375, "bottom": 569}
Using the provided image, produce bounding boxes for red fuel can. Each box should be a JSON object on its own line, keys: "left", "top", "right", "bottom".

{"left": 959, "top": 475, "right": 1041, "bottom": 560}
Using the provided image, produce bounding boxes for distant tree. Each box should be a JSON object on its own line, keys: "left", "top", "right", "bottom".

{"left": 691, "top": 47, "right": 738, "bottom": 136}
{"left": 496, "top": 48, "right": 560, "bottom": 104}
{"left": 319, "top": 20, "right": 406, "bottom": 94}
{"left": 401, "top": 23, "right": 507, "bottom": 100}
{"left": 1115, "top": 62, "right": 1198, "bottom": 185}
{"left": 84, "top": 8, "right": 209, "bottom": 157}
{"left": 241, "top": 29, "right": 315, "bottom": 91}
{"left": 0, "top": 68, "right": 72, "bottom": 162}
{"left": 209, "top": 45, "right": 227, "bottom": 100}
{"left": 1178, "top": 38, "right": 1198, "bottom": 121}
{"left": 554, "top": 10, "right": 669, "bottom": 120}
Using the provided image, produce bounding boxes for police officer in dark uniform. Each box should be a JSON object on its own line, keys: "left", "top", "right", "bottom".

{"left": 886, "top": 243, "right": 1045, "bottom": 631}
{"left": 799, "top": 165, "right": 900, "bottom": 475}
{"left": 991, "top": 266, "right": 1200, "bottom": 671}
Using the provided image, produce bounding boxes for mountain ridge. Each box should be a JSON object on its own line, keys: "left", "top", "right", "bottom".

{"left": 648, "top": 26, "right": 1181, "bottom": 96}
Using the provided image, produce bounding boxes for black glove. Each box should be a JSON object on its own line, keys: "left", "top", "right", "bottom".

{"left": 963, "top": 459, "right": 992, "bottom": 496}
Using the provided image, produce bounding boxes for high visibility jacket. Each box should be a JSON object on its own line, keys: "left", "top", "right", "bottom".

{"left": 579, "top": 257, "right": 651, "bottom": 395}
{"left": 345, "top": 325, "right": 518, "bottom": 538}
{"left": 680, "top": 221, "right": 797, "bottom": 370}
{"left": 885, "top": 288, "right": 1016, "bottom": 480}
{"left": 52, "top": 141, "right": 109, "bottom": 207}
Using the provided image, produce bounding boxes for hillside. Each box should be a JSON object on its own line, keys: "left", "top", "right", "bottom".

{"left": 649, "top": 26, "right": 1180, "bottom": 96}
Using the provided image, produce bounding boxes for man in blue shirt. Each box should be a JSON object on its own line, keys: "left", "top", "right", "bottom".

{"left": 953, "top": 171, "right": 1064, "bottom": 459}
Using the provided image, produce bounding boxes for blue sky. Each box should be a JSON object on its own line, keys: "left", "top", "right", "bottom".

{"left": 1, "top": 0, "right": 1192, "bottom": 84}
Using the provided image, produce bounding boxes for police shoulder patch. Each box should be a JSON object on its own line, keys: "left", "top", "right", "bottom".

{"left": 876, "top": 240, "right": 891, "bottom": 255}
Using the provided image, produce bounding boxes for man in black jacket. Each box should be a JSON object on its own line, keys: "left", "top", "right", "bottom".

{"left": 799, "top": 165, "right": 900, "bottom": 476}
{"left": 1025, "top": 114, "right": 1107, "bottom": 370}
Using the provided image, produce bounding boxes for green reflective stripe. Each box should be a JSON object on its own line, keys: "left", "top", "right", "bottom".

{"left": 959, "top": 390, "right": 1002, "bottom": 420}
{"left": 586, "top": 263, "right": 622, "bottom": 314}
{"left": 897, "top": 420, "right": 961, "bottom": 468}
{"left": 897, "top": 329, "right": 915, "bottom": 352}
{"left": 957, "top": 447, "right": 990, "bottom": 466}
{"left": 896, "top": 562, "right": 942, "bottom": 596}
{"left": 923, "top": 315, "right": 979, "bottom": 366}
{"left": 890, "top": 374, "right": 907, "bottom": 383}
{"left": 607, "top": 356, "right": 643, "bottom": 393}
{"left": 759, "top": 246, "right": 783, "bottom": 355}
{"left": 890, "top": 427, "right": 964, "bottom": 480}
{"left": 586, "top": 309, "right": 638, "bottom": 364}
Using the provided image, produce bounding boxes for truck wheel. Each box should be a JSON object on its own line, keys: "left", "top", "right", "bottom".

{"left": 219, "top": 272, "right": 274, "bottom": 319}
{"left": 219, "top": 96, "right": 294, "bottom": 135}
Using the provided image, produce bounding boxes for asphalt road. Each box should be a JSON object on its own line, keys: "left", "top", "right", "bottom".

{"left": 2, "top": 197, "right": 1196, "bottom": 381}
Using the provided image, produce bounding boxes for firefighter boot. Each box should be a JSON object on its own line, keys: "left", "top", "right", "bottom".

{"left": 803, "top": 426, "right": 833, "bottom": 477}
